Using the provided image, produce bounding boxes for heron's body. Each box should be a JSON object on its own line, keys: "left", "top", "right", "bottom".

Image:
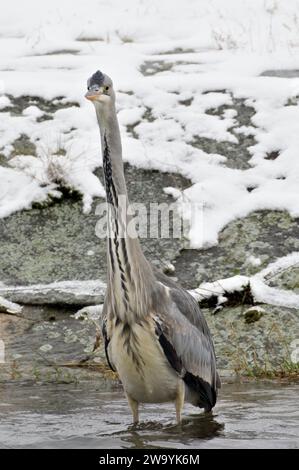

{"left": 86, "top": 70, "right": 220, "bottom": 423}
{"left": 109, "top": 315, "right": 180, "bottom": 404}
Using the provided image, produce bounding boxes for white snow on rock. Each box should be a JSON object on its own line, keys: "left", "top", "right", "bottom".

{"left": 23, "top": 105, "right": 44, "bottom": 119}
{"left": 192, "top": 253, "right": 299, "bottom": 309}
{"left": 0, "top": 96, "right": 11, "bottom": 109}
{"left": 193, "top": 275, "right": 250, "bottom": 303}
{"left": 0, "top": 280, "right": 106, "bottom": 306}
{"left": 0, "top": 166, "right": 59, "bottom": 218}
{"left": 0, "top": 0, "right": 299, "bottom": 248}
{"left": 246, "top": 255, "right": 262, "bottom": 267}
{"left": 0, "top": 295, "right": 23, "bottom": 314}
{"left": 251, "top": 252, "right": 299, "bottom": 309}
{"left": 74, "top": 305, "right": 103, "bottom": 322}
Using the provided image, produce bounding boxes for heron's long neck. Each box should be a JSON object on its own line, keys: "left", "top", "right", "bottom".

{"left": 96, "top": 103, "right": 155, "bottom": 321}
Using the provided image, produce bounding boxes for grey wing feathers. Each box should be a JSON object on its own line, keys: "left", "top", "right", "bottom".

{"left": 154, "top": 272, "right": 220, "bottom": 410}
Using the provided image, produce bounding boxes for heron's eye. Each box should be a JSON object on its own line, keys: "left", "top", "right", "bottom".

{"left": 105, "top": 86, "right": 109, "bottom": 92}
{"left": 87, "top": 86, "right": 90, "bottom": 91}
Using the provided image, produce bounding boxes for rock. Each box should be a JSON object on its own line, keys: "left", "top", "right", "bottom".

{"left": 192, "top": 253, "right": 299, "bottom": 310}
{"left": 0, "top": 164, "right": 187, "bottom": 286}
{"left": 0, "top": 303, "right": 109, "bottom": 384}
{"left": 206, "top": 304, "right": 299, "bottom": 374}
{"left": 244, "top": 307, "right": 264, "bottom": 324}
{"left": 0, "top": 295, "right": 23, "bottom": 314}
{"left": 163, "top": 262, "right": 176, "bottom": 275}
{"left": 0, "top": 280, "right": 106, "bottom": 306}
{"left": 74, "top": 305, "right": 103, "bottom": 321}
{"left": 174, "top": 211, "right": 299, "bottom": 289}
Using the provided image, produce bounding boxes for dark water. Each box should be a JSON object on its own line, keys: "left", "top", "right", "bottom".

{"left": 0, "top": 381, "right": 298, "bottom": 449}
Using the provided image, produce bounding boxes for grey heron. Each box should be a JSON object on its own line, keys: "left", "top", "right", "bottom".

{"left": 85, "top": 70, "right": 220, "bottom": 424}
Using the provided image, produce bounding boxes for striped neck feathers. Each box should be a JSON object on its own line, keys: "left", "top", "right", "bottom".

{"left": 96, "top": 104, "right": 155, "bottom": 321}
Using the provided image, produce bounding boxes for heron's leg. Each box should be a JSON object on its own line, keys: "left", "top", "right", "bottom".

{"left": 175, "top": 380, "right": 185, "bottom": 424}
{"left": 126, "top": 393, "right": 139, "bottom": 425}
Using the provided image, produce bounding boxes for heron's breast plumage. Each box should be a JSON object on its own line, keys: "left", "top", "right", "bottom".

{"left": 109, "top": 316, "right": 180, "bottom": 404}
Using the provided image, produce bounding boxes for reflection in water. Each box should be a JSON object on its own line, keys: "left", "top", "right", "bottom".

{"left": 121, "top": 414, "right": 224, "bottom": 449}
{"left": 0, "top": 381, "right": 298, "bottom": 448}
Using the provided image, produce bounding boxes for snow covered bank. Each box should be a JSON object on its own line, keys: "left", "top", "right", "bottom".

{"left": 193, "top": 253, "right": 299, "bottom": 309}
{"left": 0, "top": 0, "right": 299, "bottom": 248}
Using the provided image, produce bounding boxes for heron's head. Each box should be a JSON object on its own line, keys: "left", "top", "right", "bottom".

{"left": 85, "top": 70, "right": 114, "bottom": 106}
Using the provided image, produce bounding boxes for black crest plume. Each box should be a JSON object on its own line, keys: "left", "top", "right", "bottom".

{"left": 90, "top": 70, "right": 105, "bottom": 87}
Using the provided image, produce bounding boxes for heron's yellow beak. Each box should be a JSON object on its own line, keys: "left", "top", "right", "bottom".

{"left": 85, "top": 91, "right": 99, "bottom": 101}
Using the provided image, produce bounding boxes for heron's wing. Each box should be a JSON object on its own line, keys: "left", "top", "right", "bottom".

{"left": 155, "top": 282, "right": 220, "bottom": 410}
{"left": 154, "top": 269, "right": 213, "bottom": 334}
{"left": 101, "top": 301, "right": 116, "bottom": 372}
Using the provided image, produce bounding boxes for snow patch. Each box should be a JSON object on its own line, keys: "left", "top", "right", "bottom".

{"left": 193, "top": 253, "right": 299, "bottom": 309}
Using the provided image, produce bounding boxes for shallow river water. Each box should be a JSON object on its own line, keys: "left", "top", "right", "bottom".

{"left": 0, "top": 380, "right": 298, "bottom": 449}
